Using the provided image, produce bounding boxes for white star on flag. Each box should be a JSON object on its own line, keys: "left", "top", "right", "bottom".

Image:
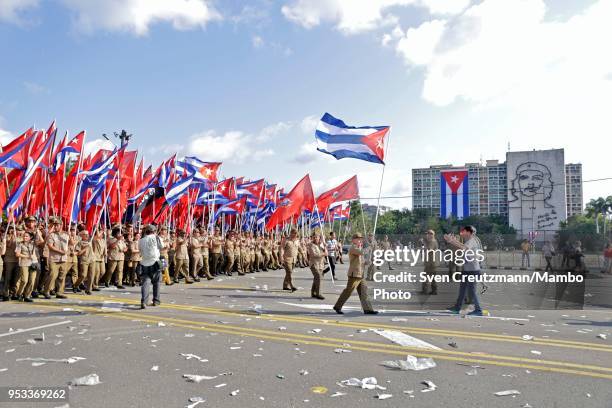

{"left": 450, "top": 175, "right": 458, "bottom": 183}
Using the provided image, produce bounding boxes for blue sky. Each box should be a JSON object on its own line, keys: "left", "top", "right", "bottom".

{"left": 0, "top": 0, "right": 610, "bottom": 209}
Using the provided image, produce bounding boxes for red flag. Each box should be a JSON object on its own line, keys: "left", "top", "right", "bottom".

{"left": 315, "top": 175, "right": 359, "bottom": 213}
{"left": 266, "top": 175, "right": 315, "bottom": 230}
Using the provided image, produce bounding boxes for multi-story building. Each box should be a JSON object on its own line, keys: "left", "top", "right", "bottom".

{"left": 412, "top": 160, "right": 508, "bottom": 217}
{"left": 412, "top": 149, "right": 583, "bottom": 232}
{"left": 565, "top": 163, "right": 583, "bottom": 217}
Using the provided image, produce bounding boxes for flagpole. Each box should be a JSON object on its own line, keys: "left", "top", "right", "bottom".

{"left": 68, "top": 131, "right": 87, "bottom": 225}
{"left": 371, "top": 128, "right": 391, "bottom": 238}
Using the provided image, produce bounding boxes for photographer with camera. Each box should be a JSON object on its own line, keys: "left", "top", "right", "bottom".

{"left": 138, "top": 225, "right": 164, "bottom": 309}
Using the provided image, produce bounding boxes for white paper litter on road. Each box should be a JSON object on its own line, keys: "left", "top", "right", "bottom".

{"left": 420, "top": 381, "right": 437, "bottom": 392}
{"left": 376, "top": 394, "right": 393, "bottom": 400}
{"left": 380, "top": 355, "right": 436, "bottom": 371}
{"left": 100, "top": 307, "right": 122, "bottom": 312}
{"left": 372, "top": 329, "right": 441, "bottom": 350}
{"left": 465, "top": 369, "right": 478, "bottom": 376}
{"left": 522, "top": 335, "right": 534, "bottom": 341}
{"left": 495, "top": 390, "right": 521, "bottom": 397}
{"left": 0, "top": 368, "right": 7, "bottom": 372}
{"left": 340, "top": 377, "right": 386, "bottom": 390}
{"left": 5, "top": 349, "right": 15, "bottom": 353}
{"left": 330, "top": 392, "right": 346, "bottom": 397}
{"left": 309, "top": 328, "right": 322, "bottom": 333}
{"left": 180, "top": 353, "right": 208, "bottom": 362}
{"left": 334, "top": 349, "right": 351, "bottom": 353}
{"left": 299, "top": 370, "right": 309, "bottom": 375}
{"left": 151, "top": 366, "right": 159, "bottom": 371}
{"left": 186, "top": 397, "right": 205, "bottom": 408}
{"left": 17, "top": 357, "right": 86, "bottom": 364}
{"left": 183, "top": 374, "right": 217, "bottom": 383}
{"left": 230, "top": 390, "right": 239, "bottom": 396}
{"left": 530, "top": 350, "right": 542, "bottom": 355}
{"left": 214, "top": 383, "right": 227, "bottom": 388}
{"left": 70, "top": 373, "right": 101, "bottom": 386}
{"left": 157, "top": 322, "right": 166, "bottom": 327}
{"left": 597, "top": 334, "right": 607, "bottom": 340}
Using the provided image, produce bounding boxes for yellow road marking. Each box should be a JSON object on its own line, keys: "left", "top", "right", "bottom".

{"left": 66, "top": 293, "right": 612, "bottom": 353}
{"left": 31, "top": 302, "right": 612, "bottom": 380}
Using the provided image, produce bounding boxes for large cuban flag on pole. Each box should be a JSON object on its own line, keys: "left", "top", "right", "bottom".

{"left": 315, "top": 113, "right": 389, "bottom": 164}
{"left": 440, "top": 169, "right": 469, "bottom": 219}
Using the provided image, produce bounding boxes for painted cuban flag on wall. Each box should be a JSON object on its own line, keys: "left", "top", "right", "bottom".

{"left": 440, "top": 169, "right": 469, "bottom": 219}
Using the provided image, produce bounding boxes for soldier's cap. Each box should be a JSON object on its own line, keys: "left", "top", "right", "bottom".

{"left": 289, "top": 228, "right": 298, "bottom": 235}
{"left": 352, "top": 232, "right": 363, "bottom": 239}
{"left": 16, "top": 225, "right": 25, "bottom": 231}
{"left": 25, "top": 216, "right": 37, "bottom": 222}
{"left": 50, "top": 217, "right": 62, "bottom": 225}
{"left": 79, "top": 230, "right": 89, "bottom": 236}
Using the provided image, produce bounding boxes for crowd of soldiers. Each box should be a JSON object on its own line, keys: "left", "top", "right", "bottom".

{"left": 0, "top": 215, "right": 346, "bottom": 304}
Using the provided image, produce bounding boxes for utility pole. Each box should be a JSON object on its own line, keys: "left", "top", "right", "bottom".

{"left": 102, "top": 129, "right": 133, "bottom": 147}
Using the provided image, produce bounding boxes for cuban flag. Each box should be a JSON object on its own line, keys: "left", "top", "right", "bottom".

{"left": 440, "top": 170, "right": 469, "bottom": 219}
{"left": 315, "top": 113, "right": 389, "bottom": 165}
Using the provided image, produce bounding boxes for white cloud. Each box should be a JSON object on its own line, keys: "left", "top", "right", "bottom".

{"left": 281, "top": 0, "right": 469, "bottom": 34}
{"left": 395, "top": 19, "right": 445, "bottom": 66}
{"left": 23, "top": 81, "right": 49, "bottom": 95}
{"left": 293, "top": 141, "right": 320, "bottom": 164}
{"left": 0, "top": 0, "right": 38, "bottom": 24}
{"left": 148, "top": 143, "right": 185, "bottom": 156}
{"left": 188, "top": 130, "right": 275, "bottom": 163}
{"left": 60, "top": 0, "right": 221, "bottom": 36}
{"left": 252, "top": 34, "right": 264, "bottom": 48}
{"left": 299, "top": 115, "right": 319, "bottom": 134}
{"left": 256, "top": 121, "right": 293, "bottom": 142}
{"left": 0, "top": 128, "right": 13, "bottom": 146}
{"left": 84, "top": 138, "right": 115, "bottom": 155}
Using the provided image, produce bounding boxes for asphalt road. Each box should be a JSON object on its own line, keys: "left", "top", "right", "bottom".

{"left": 1, "top": 263, "right": 611, "bottom": 408}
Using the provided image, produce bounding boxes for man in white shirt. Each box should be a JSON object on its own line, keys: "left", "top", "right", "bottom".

{"left": 138, "top": 225, "right": 163, "bottom": 309}
{"left": 323, "top": 232, "right": 338, "bottom": 279}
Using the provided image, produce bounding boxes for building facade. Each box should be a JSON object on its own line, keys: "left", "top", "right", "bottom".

{"left": 412, "top": 149, "right": 583, "bottom": 234}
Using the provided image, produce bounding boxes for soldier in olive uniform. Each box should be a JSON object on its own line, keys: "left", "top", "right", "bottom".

{"left": 174, "top": 230, "right": 193, "bottom": 284}
{"left": 66, "top": 225, "right": 79, "bottom": 290}
{"left": 75, "top": 230, "right": 94, "bottom": 294}
{"left": 209, "top": 228, "right": 223, "bottom": 276}
{"left": 189, "top": 229, "right": 204, "bottom": 281}
{"left": 105, "top": 228, "right": 128, "bottom": 289}
{"left": 333, "top": 233, "right": 377, "bottom": 315}
{"left": 91, "top": 229, "right": 107, "bottom": 291}
{"left": 14, "top": 231, "right": 39, "bottom": 302}
{"left": 127, "top": 231, "right": 142, "bottom": 286}
{"left": 198, "top": 228, "right": 213, "bottom": 280}
{"left": 223, "top": 231, "right": 236, "bottom": 276}
{"left": 282, "top": 229, "right": 299, "bottom": 292}
{"left": 158, "top": 227, "right": 173, "bottom": 285}
{"left": 43, "top": 218, "right": 70, "bottom": 299}
{"left": 307, "top": 232, "right": 326, "bottom": 299}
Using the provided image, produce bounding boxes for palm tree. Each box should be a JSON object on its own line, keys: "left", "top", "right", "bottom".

{"left": 586, "top": 197, "right": 608, "bottom": 234}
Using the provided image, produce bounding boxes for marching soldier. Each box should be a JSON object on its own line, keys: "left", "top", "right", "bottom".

{"left": 307, "top": 232, "right": 326, "bottom": 300}
{"left": 223, "top": 231, "right": 236, "bottom": 276}
{"left": 74, "top": 230, "right": 94, "bottom": 294}
{"left": 91, "top": 229, "right": 107, "bottom": 291}
{"left": 105, "top": 228, "right": 127, "bottom": 289}
{"left": 67, "top": 225, "right": 79, "bottom": 291}
{"left": 1, "top": 226, "right": 20, "bottom": 300}
{"left": 174, "top": 230, "right": 193, "bottom": 283}
{"left": 333, "top": 233, "right": 378, "bottom": 315}
{"left": 168, "top": 231, "right": 177, "bottom": 282}
{"left": 14, "top": 231, "right": 39, "bottom": 302}
{"left": 127, "top": 231, "right": 142, "bottom": 286}
{"left": 43, "top": 217, "right": 70, "bottom": 299}
{"left": 190, "top": 229, "right": 204, "bottom": 281}
{"left": 282, "top": 229, "right": 299, "bottom": 292}
{"left": 210, "top": 228, "right": 223, "bottom": 276}
{"left": 0, "top": 233, "right": 5, "bottom": 297}
{"left": 198, "top": 228, "right": 213, "bottom": 280}
{"left": 158, "top": 226, "right": 173, "bottom": 285}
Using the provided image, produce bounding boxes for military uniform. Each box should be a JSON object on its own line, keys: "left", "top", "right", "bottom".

{"left": 14, "top": 239, "right": 38, "bottom": 300}
{"left": 66, "top": 232, "right": 79, "bottom": 290}
{"left": 105, "top": 236, "right": 127, "bottom": 287}
{"left": 224, "top": 236, "right": 236, "bottom": 276}
{"left": 189, "top": 235, "right": 203, "bottom": 281}
{"left": 43, "top": 227, "right": 70, "bottom": 298}
{"left": 334, "top": 242, "right": 375, "bottom": 313}
{"left": 127, "top": 236, "right": 142, "bottom": 286}
{"left": 158, "top": 234, "right": 173, "bottom": 285}
{"left": 307, "top": 239, "right": 326, "bottom": 299}
{"left": 92, "top": 234, "right": 107, "bottom": 291}
{"left": 282, "top": 236, "right": 299, "bottom": 291}
{"left": 75, "top": 235, "right": 94, "bottom": 293}
{"left": 198, "top": 233, "right": 213, "bottom": 279}
{"left": 210, "top": 234, "right": 223, "bottom": 276}
{"left": 174, "top": 235, "right": 192, "bottom": 283}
